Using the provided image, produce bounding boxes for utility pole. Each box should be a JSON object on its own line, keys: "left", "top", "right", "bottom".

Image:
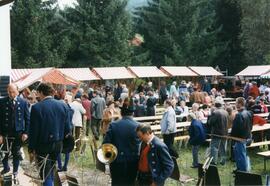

{"left": 0, "top": 0, "right": 13, "bottom": 97}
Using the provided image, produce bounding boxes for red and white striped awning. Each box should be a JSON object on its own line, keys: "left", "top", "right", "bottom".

{"left": 59, "top": 68, "right": 99, "bottom": 81}
{"left": 160, "top": 66, "right": 198, "bottom": 77}
{"left": 11, "top": 68, "right": 35, "bottom": 82}
{"left": 92, "top": 67, "right": 135, "bottom": 80}
{"left": 128, "top": 66, "right": 168, "bottom": 78}
{"left": 14, "top": 68, "right": 79, "bottom": 90}
{"left": 189, "top": 66, "right": 223, "bottom": 76}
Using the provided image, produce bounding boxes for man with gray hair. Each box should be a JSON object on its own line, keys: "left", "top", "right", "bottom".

{"left": 188, "top": 113, "right": 206, "bottom": 168}
{"left": 91, "top": 90, "right": 106, "bottom": 140}
{"left": 207, "top": 100, "right": 228, "bottom": 165}
{"left": 160, "top": 99, "right": 178, "bottom": 158}
{"left": 136, "top": 123, "right": 174, "bottom": 186}
{"left": 0, "top": 84, "right": 30, "bottom": 182}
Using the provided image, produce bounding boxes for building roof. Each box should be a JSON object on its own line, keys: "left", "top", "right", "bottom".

{"left": 92, "top": 67, "right": 135, "bottom": 80}
{"left": 160, "top": 66, "right": 198, "bottom": 77}
{"left": 128, "top": 66, "right": 167, "bottom": 78}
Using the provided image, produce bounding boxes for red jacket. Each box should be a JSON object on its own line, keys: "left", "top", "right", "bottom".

{"left": 82, "top": 99, "right": 91, "bottom": 120}
{"left": 249, "top": 86, "right": 260, "bottom": 99}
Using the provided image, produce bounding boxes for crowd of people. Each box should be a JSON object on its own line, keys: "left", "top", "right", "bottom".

{"left": 0, "top": 78, "right": 270, "bottom": 185}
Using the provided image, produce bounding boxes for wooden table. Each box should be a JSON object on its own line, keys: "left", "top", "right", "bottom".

{"left": 228, "top": 124, "right": 270, "bottom": 134}
{"left": 151, "top": 122, "right": 191, "bottom": 135}
{"left": 134, "top": 115, "right": 182, "bottom": 122}
{"left": 226, "top": 101, "right": 236, "bottom": 105}
{"left": 257, "top": 151, "right": 270, "bottom": 171}
{"left": 251, "top": 124, "right": 270, "bottom": 132}
{"left": 223, "top": 98, "right": 236, "bottom": 101}
{"left": 254, "top": 113, "right": 269, "bottom": 118}
{"left": 134, "top": 115, "right": 163, "bottom": 122}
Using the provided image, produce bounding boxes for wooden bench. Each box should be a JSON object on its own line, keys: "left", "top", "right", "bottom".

{"left": 175, "top": 135, "right": 190, "bottom": 141}
{"left": 257, "top": 151, "right": 270, "bottom": 171}
{"left": 175, "top": 135, "right": 190, "bottom": 148}
{"left": 247, "top": 141, "right": 270, "bottom": 148}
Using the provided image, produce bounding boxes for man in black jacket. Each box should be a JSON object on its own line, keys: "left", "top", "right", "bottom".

{"left": 207, "top": 101, "right": 228, "bottom": 165}
{"left": 231, "top": 97, "right": 253, "bottom": 172}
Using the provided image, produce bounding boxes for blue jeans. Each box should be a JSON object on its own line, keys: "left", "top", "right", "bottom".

{"left": 192, "top": 145, "right": 199, "bottom": 167}
{"left": 57, "top": 153, "right": 70, "bottom": 170}
{"left": 233, "top": 141, "right": 248, "bottom": 171}
{"left": 210, "top": 138, "right": 226, "bottom": 164}
{"left": 37, "top": 153, "right": 58, "bottom": 186}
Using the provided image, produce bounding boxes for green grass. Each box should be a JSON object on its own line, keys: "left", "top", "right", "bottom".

{"left": 166, "top": 144, "right": 270, "bottom": 186}
{"left": 65, "top": 140, "right": 270, "bottom": 186}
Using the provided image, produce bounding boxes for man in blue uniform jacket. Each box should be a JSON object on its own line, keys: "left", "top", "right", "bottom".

{"left": 136, "top": 123, "right": 174, "bottom": 186}
{"left": 28, "top": 83, "right": 71, "bottom": 186}
{"left": 103, "top": 97, "right": 140, "bottom": 186}
{"left": 0, "top": 84, "right": 30, "bottom": 180}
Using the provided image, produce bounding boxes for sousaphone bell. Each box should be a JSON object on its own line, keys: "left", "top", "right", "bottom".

{"left": 97, "top": 144, "right": 118, "bottom": 174}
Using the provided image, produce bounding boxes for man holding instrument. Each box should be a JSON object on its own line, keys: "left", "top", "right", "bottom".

{"left": 0, "top": 84, "right": 30, "bottom": 182}
{"left": 103, "top": 97, "right": 140, "bottom": 186}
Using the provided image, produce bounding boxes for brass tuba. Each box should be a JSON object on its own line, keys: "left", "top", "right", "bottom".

{"left": 97, "top": 143, "right": 118, "bottom": 164}
{"left": 97, "top": 144, "right": 118, "bottom": 175}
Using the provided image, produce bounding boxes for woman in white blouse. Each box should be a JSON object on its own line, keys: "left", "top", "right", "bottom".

{"left": 70, "top": 98, "right": 86, "bottom": 150}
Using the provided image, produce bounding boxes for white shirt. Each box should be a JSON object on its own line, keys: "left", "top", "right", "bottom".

{"left": 147, "top": 135, "right": 155, "bottom": 145}
{"left": 70, "top": 101, "right": 86, "bottom": 127}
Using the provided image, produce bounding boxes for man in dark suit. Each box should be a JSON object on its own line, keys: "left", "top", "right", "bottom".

{"left": 103, "top": 97, "right": 140, "bottom": 186}
{"left": 0, "top": 84, "right": 30, "bottom": 179}
{"left": 136, "top": 123, "right": 174, "bottom": 186}
{"left": 28, "top": 83, "right": 71, "bottom": 186}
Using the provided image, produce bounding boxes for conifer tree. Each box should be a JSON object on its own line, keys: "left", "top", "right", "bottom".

{"left": 65, "top": 0, "right": 133, "bottom": 67}
{"left": 133, "top": 0, "right": 225, "bottom": 67}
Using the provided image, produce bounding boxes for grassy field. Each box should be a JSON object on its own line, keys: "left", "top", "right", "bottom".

{"left": 66, "top": 140, "right": 270, "bottom": 186}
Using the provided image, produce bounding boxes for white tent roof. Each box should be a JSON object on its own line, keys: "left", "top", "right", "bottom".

{"left": 128, "top": 66, "right": 167, "bottom": 78}
{"left": 189, "top": 66, "right": 223, "bottom": 76}
{"left": 236, "top": 65, "right": 270, "bottom": 76}
{"left": 59, "top": 68, "right": 99, "bottom": 81}
{"left": 160, "top": 66, "right": 198, "bottom": 77}
{"left": 92, "top": 67, "right": 135, "bottom": 80}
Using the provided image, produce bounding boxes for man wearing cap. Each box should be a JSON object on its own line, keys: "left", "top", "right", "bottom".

{"left": 103, "top": 97, "right": 140, "bottom": 186}
{"left": 207, "top": 100, "right": 228, "bottom": 165}
{"left": 136, "top": 123, "right": 174, "bottom": 186}
{"left": 0, "top": 84, "right": 30, "bottom": 181}
{"left": 178, "top": 80, "right": 188, "bottom": 95}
